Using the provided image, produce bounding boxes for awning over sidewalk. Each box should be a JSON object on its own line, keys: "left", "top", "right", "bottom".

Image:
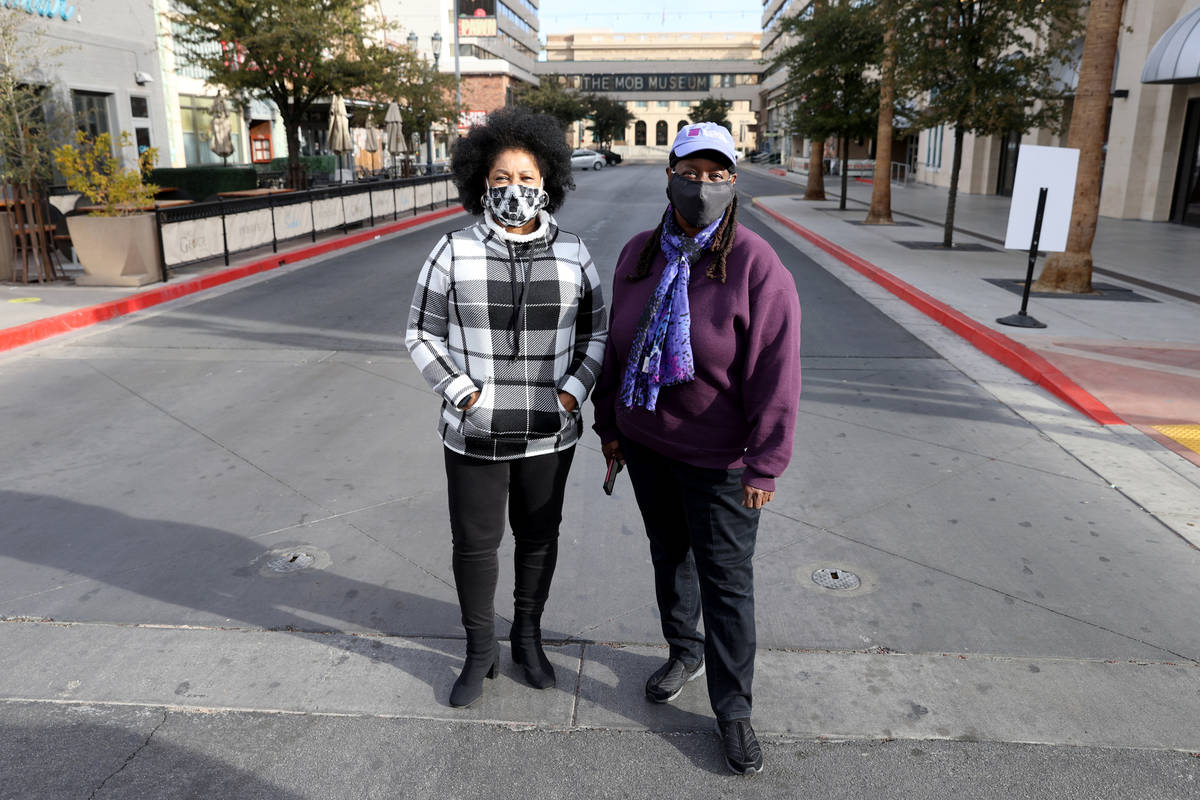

{"left": 1142, "top": 6, "right": 1200, "bottom": 84}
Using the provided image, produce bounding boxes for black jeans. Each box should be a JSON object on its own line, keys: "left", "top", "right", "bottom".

{"left": 621, "top": 436, "right": 760, "bottom": 722}
{"left": 443, "top": 447, "right": 576, "bottom": 640}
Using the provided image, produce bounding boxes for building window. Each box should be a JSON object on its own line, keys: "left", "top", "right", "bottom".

{"left": 656, "top": 101, "right": 669, "bottom": 108}
{"left": 130, "top": 94, "right": 152, "bottom": 154}
{"left": 677, "top": 119, "right": 688, "bottom": 131}
{"left": 179, "top": 94, "right": 243, "bottom": 165}
{"left": 635, "top": 120, "right": 646, "bottom": 146}
{"left": 635, "top": 101, "right": 648, "bottom": 108}
{"left": 655, "top": 120, "right": 668, "bottom": 146}
{"left": 924, "top": 124, "right": 944, "bottom": 170}
{"left": 72, "top": 90, "right": 111, "bottom": 139}
{"left": 249, "top": 121, "right": 273, "bottom": 163}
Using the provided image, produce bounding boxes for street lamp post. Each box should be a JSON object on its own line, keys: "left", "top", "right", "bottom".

{"left": 406, "top": 31, "right": 419, "bottom": 178}
{"left": 428, "top": 31, "right": 442, "bottom": 176}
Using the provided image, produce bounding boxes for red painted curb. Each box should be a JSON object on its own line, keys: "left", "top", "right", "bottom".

{"left": 753, "top": 199, "right": 1124, "bottom": 426}
{"left": 768, "top": 167, "right": 787, "bottom": 176}
{"left": 0, "top": 205, "right": 466, "bottom": 353}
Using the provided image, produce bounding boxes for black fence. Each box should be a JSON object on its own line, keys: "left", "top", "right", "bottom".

{"left": 154, "top": 174, "right": 458, "bottom": 278}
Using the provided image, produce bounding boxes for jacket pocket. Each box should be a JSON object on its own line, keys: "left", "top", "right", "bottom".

{"left": 460, "top": 378, "right": 570, "bottom": 440}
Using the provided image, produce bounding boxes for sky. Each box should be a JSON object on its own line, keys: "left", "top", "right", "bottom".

{"left": 536, "top": 0, "right": 764, "bottom": 37}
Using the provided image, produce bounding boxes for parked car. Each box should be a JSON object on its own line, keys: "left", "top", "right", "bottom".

{"left": 593, "top": 147, "right": 622, "bottom": 166}
{"left": 571, "top": 148, "right": 605, "bottom": 170}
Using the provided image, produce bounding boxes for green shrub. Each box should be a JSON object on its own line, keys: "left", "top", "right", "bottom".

{"left": 148, "top": 166, "right": 257, "bottom": 200}
{"left": 262, "top": 155, "right": 336, "bottom": 177}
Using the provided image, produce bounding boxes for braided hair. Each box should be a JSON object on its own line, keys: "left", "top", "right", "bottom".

{"left": 628, "top": 194, "right": 739, "bottom": 284}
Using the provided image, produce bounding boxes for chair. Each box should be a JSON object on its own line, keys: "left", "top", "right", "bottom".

{"left": 4, "top": 183, "right": 65, "bottom": 283}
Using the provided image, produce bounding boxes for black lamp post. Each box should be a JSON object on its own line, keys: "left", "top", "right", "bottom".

{"left": 406, "top": 30, "right": 419, "bottom": 178}
{"left": 427, "top": 31, "right": 442, "bottom": 176}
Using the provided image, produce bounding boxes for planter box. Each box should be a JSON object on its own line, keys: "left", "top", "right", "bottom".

{"left": 66, "top": 213, "right": 161, "bottom": 287}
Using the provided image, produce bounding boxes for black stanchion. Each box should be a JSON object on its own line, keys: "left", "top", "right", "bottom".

{"left": 997, "top": 186, "right": 1048, "bottom": 329}
{"left": 154, "top": 207, "right": 168, "bottom": 283}
{"left": 268, "top": 191, "right": 278, "bottom": 253}
{"left": 218, "top": 197, "right": 230, "bottom": 267}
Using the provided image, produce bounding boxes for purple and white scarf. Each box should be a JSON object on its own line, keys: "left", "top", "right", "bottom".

{"left": 618, "top": 207, "right": 724, "bottom": 411}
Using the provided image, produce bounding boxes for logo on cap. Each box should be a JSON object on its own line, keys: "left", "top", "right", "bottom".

{"left": 687, "top": 127, "right": 701, "bottom": 137}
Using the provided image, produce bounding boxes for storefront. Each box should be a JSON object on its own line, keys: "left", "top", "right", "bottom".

{"left": 1142, "top": 3, "right": 1200, "bottom": 227}
{"left": 7, "top": 0, "right": 172, "bottom": 170}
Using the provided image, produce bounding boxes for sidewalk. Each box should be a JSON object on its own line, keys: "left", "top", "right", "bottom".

{"left": 744, "top": 164, "right": 1200, "bottom": 469}
{"left": 0, "top": 205, "right": 466, "bottom": 352}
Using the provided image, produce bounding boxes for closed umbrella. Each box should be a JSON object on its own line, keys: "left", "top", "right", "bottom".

{"left": 383, "top": 102, "right": 404, "bottom": 176}
{"left": 209, "top": 91, "right": 235, "bottom": 165}
{"left": 383, "top": 102, "right": 404, "bottom": 152}
{"left": 363, "top": 113, "right": 380, "bottom": 173}
{"left": 327, "top": 95, "right": 353, "bottom": 182}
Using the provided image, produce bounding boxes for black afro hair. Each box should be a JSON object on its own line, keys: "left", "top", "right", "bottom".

{"left": 451, "top": 106, "right": 575, "bottom": 216}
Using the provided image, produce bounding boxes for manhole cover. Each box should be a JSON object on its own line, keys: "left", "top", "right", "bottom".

{"left": 251, "top": 545, "right": 331, "bottom": 577}
{"left": 811, "top": 567, "right": 861, "bottom": 590}
{"left": 266, "top": 551, "right": 316, "bottom": 573}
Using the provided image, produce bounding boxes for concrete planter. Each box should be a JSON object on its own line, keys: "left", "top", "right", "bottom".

{"left": 66, "top": 213, "right": 161, "bottom": 287}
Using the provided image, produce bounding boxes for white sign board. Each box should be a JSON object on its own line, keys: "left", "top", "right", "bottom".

{"left": 1004, "top": 145, "right": 1080, "bottom": 252}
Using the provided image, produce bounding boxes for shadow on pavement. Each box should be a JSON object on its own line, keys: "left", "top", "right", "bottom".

{"left": 0, "top": 706, "right": 305, "bottom": 800}
{"left": 1, "top": 490, "right": 733, "bottom": 746}
{"left": 0, "top": 490, "right": 468, "bottom": 703}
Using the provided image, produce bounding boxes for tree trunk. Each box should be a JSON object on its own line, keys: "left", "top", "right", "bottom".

{"left": 1033, "top": 0, "right": 1125, "bottom": 293}
{"left": 865, "top": 10, "right": 896, "bottom": 225}
{"left": 943, "top": 125, "right": 965, "bottom": 247}
{"left": 283, "top": 101, "right": 305, "bottom": 190}
{"left": 805, "top": 137, "right": 827, "bottom": 200}
{"left": 839, "top": 135, "right": 849, "bottom": 211}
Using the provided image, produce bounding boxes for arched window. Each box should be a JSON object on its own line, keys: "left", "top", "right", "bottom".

{"left": 635, "top": 120, "right": 647, "bottom": 146}
{"left": 677, "top": 119, "right": 689, "bottom": 131}
{"left": 655, "top": 120, "right": 668, "bottom": 146}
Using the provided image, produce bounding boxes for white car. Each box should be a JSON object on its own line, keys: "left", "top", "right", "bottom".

{"left": 571, "top": 148, "right": 605, "bottom": 171}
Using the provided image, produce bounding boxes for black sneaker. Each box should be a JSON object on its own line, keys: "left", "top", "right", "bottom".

{"left": 716, "top": 718, "right": 764, "bottom": 775}
{"left": 644, "top": 657, "right": 705, "bottom": 703}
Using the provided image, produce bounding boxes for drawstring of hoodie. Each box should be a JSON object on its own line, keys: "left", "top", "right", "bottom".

{"left": 504, "top": 240, "right": 530, "bottom": 359}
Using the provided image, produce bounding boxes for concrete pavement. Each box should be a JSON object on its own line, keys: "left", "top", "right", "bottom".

{"left": 2, "top": 164, "right": 1200, "bottom": 797}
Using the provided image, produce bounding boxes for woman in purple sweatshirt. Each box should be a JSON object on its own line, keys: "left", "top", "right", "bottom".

{"left": 591, "top": 123, "right": 801, "bottom": 776}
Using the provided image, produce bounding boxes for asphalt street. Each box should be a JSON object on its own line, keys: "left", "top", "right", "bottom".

{"left": 1, "top": 164, "right": 1198, "bottom": 798}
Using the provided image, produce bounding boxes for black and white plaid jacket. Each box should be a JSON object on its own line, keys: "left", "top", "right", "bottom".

{"left": 406, "top": 211, "right": 607, "bottom": 461}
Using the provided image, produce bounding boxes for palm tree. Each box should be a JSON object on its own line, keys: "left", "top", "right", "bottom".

{"left": 865, "top": 0, "right": 898, "bottom": 224}
{"left": 1033, "top": 0, "right": 1127, "bottom": 293}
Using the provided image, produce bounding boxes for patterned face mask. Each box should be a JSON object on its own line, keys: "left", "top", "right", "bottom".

{"left": 482, "top": 180, "right": 548, "bottom": 227}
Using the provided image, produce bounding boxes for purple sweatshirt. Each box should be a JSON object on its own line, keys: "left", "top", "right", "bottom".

{"left": 591, "top": 222, "right": 802, "bottom": 492}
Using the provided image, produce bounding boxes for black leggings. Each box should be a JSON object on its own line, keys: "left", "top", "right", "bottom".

{"left": 444, "top": 446, "right": 576, "bottom": 637}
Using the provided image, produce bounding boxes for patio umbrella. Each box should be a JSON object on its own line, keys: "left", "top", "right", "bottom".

{"left": 209, "top": 91, "right": 235, "bottom": 165}
{"left": 383, "top": 102, "right": 404, "bottom": 153}
{"left": 383, "top": 102, "right": 404, "bottom": 176}
{"left": 364, "top": 113, "right": 380, "bottom": 172}
{"left": 327, "top": 95, "right": 353, "bottom": 182}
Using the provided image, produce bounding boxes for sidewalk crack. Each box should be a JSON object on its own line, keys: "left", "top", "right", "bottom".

{"left": 87, "top": 709, "right": 168, "bottom": 799}
{"left": 569, "top": 642, "right": 586, "bottom": 729}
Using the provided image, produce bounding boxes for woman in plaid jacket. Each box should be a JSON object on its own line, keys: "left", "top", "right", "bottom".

{"left": 406, "top": 108, "right": 607, "bottom": 708}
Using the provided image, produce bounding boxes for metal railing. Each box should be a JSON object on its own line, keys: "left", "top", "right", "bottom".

{"left": 153, "top": 174, "right": 457, "bottom": 278}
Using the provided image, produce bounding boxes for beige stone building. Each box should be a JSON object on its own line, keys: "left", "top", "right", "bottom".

{"left": 763, "top": 0, "right": 1200, "bottom": 228}
{"left": 536, "top": 31, "right": 762, "bottom": 157}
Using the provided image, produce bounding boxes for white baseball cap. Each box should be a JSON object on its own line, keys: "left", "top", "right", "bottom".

{"left": 670, "top": 122, "right": 738, "bottom": 167}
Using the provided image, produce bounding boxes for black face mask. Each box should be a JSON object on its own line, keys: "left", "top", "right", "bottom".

{"left": 667, "top": 174, "right": 735, "bottom": 229}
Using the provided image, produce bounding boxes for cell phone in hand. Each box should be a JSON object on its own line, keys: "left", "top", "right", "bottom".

{"left": 603, "top": 458, "right": 623, "bottom": 496}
